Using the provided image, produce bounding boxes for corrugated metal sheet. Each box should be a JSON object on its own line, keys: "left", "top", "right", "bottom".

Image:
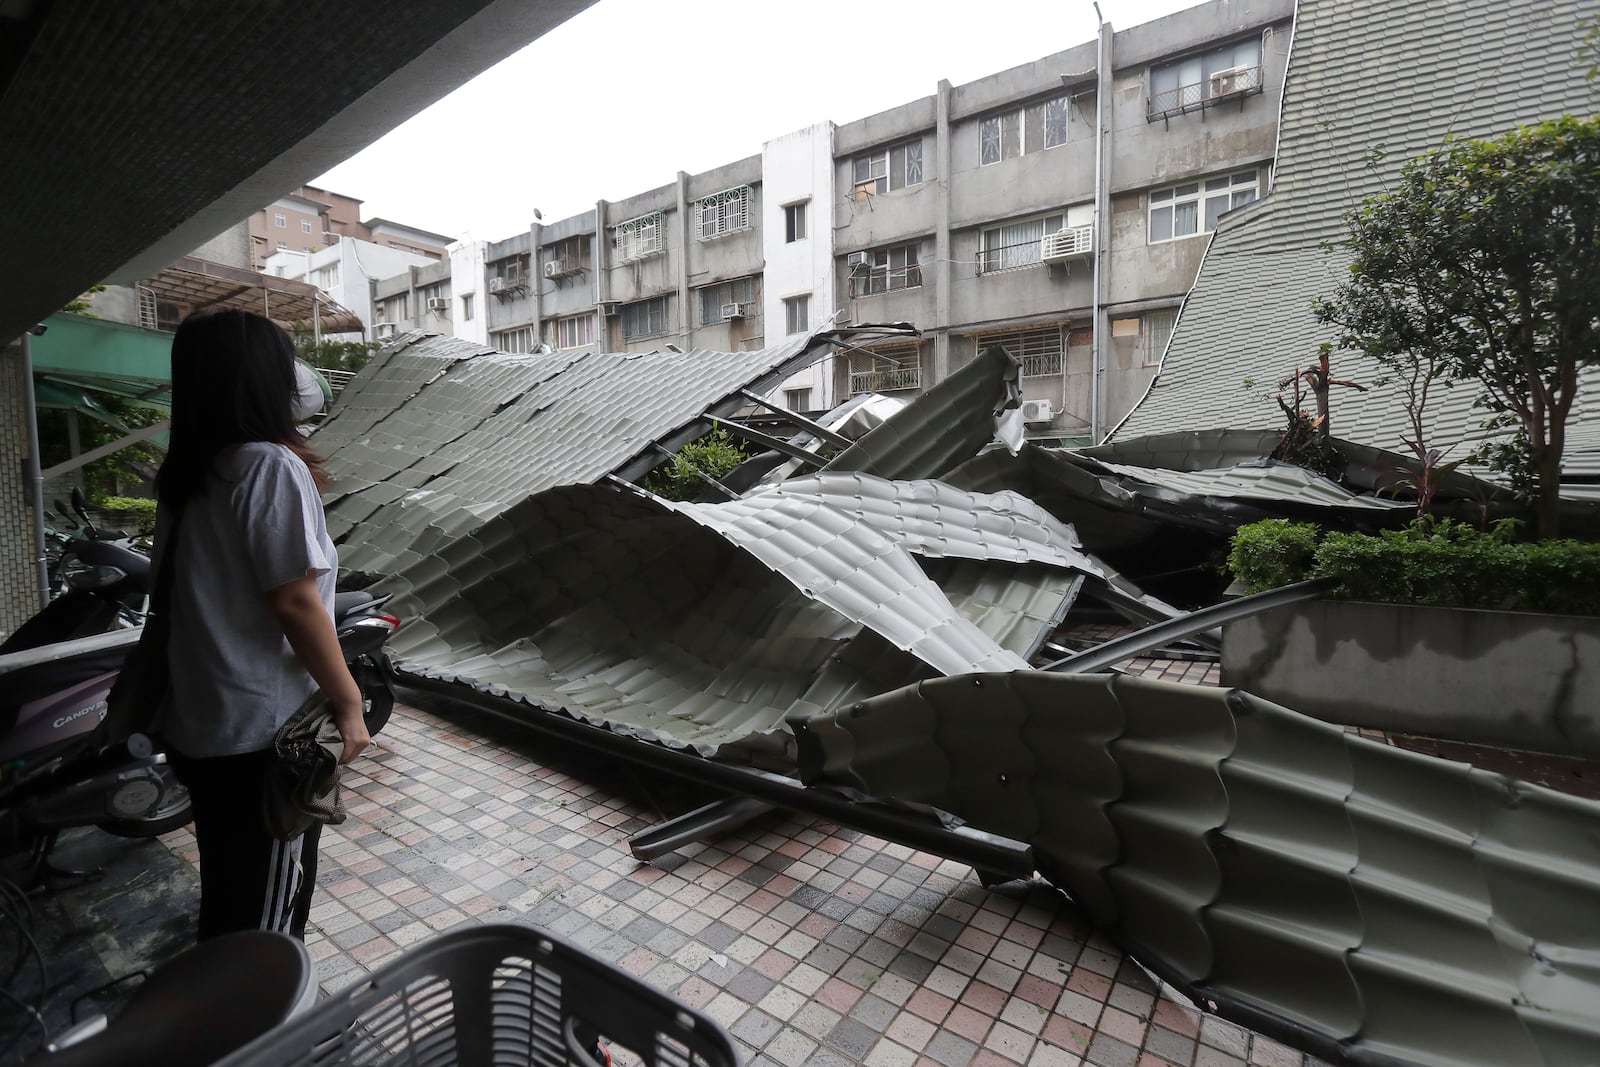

{"left": 796, "top": 671, "right": 1600, "bottom": 1067}
{"left": 1112, "top": 0, "right": 1600, "bottom": 460}
{"left": 1087, "top": 459, "right": 1409, "bottom": 510}
{"left": 824, "top": 344, "right": 1021, "bottom": 480}
{"left": 313, "top": 330, "right": 827, "bottom": 576}
{"left": 379, "top": 475, "right": 1133, "bottom": 762}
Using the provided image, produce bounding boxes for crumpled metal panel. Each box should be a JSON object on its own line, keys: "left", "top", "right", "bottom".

{"left": 657, "top": 471, "right": 1161, "bottom": 675}
{"left": 312, "top": 331, "right": 822, "bottom": 576}
{"left": 1086, "top": 458, "right": 1410, "bottom": 510}
{"left": 824, "top": 344, "right": 1021, "bottom": 480}
{"left": 794, "top": 671, "right": 1600, "bottom": 1067}
{"left": 377, "top": 475, "right": 1116, "bottom": 760}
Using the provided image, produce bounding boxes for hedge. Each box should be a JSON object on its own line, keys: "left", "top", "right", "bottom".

{"left": 1227, "top": 519, "right": 1600, "bottom": 615}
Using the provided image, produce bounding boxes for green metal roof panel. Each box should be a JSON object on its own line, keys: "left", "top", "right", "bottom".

{"left": 1112, "top": 0, "right": 1600, "bottom": 458}
{"left": 795, "top": 670, "right": 1600, "bottom": 1066}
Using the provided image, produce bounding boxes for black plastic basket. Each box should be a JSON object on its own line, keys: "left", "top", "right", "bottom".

{"left": 214, "top": 923, "right": 741, "bottom": 1067}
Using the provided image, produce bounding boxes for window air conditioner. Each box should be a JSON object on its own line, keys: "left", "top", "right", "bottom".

{"left": 544, "top": 259, "right": 566, "bottom": 278}
{"left": 1041, "top": 226, "right": 1094, "bottom": 262}
{"left": 374, "top": 322, "right": 397, "bottom": 340}
{"left": 426, "top": 297, "right": 449, "bottom": 312}
{"left": 1021, "top": 399, "right": 1054, "bottom": 424}
{"left": 488, "top": 276, "right": 507, "bottom": 294}
{"left": 1209, "top": 65, "right": 1252, "bottom": 99}
{"left": 598, "top": 301, "right": 620, "bottom": 317}
{"left": 720, "top": 302, "right": 747, "bottom": 320}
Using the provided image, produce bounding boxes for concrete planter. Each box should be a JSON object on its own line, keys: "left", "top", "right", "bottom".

{"left": 1222, "top": 599, "right": 1600, "bottom": 758}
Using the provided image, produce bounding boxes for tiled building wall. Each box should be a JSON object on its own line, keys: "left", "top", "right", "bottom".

{"left": 0, "top": 340, "right": 42, "bottom": 635}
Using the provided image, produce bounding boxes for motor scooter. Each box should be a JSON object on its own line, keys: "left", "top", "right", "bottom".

{"left": 0, "top": 591, "right": 402, "bottom": 883}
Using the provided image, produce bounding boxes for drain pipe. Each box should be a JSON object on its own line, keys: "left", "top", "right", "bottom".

{"left": 19, "top": 326, "right": 50, "bottom": 610}
{"left": 1090, "top": 5, "right": 1111, "bottom": 443}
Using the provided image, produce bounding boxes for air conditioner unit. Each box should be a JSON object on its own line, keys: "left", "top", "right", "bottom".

{"left": 374, "top": 322, "right": 397, "bottom": 340}
{"left": 427, "top": 297, "right": 449, "bottom": 312}
{"left": 544, "top": 260, "right": 566, "bottom": 278}
{"left": 1041, "top": 226, "right": 1094, "bottom": 262}
{"left": 1209, "top": 65, "right": 1252, "bottom": 99}
{"left": 488, "top": 276, "right": 507, "bottom": 294}
{"left": 598, "top": 301, "right": 620, "bottom": 317}
{"left": 720, "top": 302, "right": 748, "bottom": 320}
{"left": 1021, "top": 399, "right": 1054, "bottom": 424}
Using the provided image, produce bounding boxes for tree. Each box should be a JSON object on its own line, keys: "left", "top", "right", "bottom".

{"left": 1314, "top": 114, "right": 1600, "bottom": 539}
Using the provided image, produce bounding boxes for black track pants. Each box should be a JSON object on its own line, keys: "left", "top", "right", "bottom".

{"left": 169, "top": 748, "right": 322, "bottom": 942}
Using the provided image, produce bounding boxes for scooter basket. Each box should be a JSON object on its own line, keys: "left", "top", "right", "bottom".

{"left": 215, "top": 923, "right": 740, "bottom": 1067}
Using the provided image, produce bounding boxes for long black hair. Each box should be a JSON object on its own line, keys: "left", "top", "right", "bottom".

{"left": 156, "top": 310, "right": 329, "bottom": 508}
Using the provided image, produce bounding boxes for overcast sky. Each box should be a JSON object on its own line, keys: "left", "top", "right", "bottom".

{"left": 313, "top": 0, "right": 1201, "bottom": 243}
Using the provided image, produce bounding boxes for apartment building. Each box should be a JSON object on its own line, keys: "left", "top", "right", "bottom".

{"left": 247, "top": 186, "right": 451, "bottom": 272}
{"left": 395, "top": 0, "right": 1291, "bottom": 438}
{"left": 265, "top": 239, "right": 440, "bottom": 337}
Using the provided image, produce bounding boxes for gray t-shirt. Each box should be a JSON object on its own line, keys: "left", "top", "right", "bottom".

{"left": 157, "top": 442, "right": 337, "bottom": 758}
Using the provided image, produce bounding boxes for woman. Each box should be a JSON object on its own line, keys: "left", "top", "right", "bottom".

{"left": 154, "top": 309, "right": 369, "bottom": 941}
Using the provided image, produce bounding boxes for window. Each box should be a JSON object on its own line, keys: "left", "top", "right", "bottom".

{"left": 979, "top": 213, "right": 1067, "bottom": 273}
{"left": 853, "top": 138, "right": 923, "bottom": 196}
{"left": 980, "top": 96, "right": 1070, "bottom": 166}
{"left": 544, "top": 235, "right": 591, "bottom": 276}
{"left": 695, "top": 186, "right": 752, "bottom": 240}
{"left": 784, "top": 202, "right": 808, "bottom": 243}
{"left": 490, "top": 255, "right": 530, "bottom": 292}
{"left": 275, "top": 240, "right": 287, "bottom": 249}
{"left": 784, "top": 388, "right": 812, "bottom": 411}
{"left": 1148, "top": 170, "right": 1258, "bottom": 242}
{"left": 698, "top": 277, "right": 757, "bottom": 325}
{"left": 461, "top": 293, "right": 474, "bottom": 321}
{"left": 301, "top": 219, "right": 313, "bottom": 233}
{"left": 848, "top": 342, "right": 923, "bottom": 395}
{"left": 274, "top": 213, "right": 286, "bottom": 228}
{"left": 784, "top": 295, "right": 810, "bottom": 335}
{"left": 614, "top": 211, "right": 664, "bottom": 261}
{"left": 847, "top": 243, "right": 922, "bottom": 296}
{"left": 621, "top": 296, "right": 670, "bottom": 339}
{"left": 491, "top": 326, "right": 537, "bottom": 353}
{"left": 1142, "top": 308, "right": 1179, "bottom": 366}
{"left": 1148, "top": 36, "right": 1264, "bottom": 118}
{"left": 976, "top": 326, "right": 1064, "bottom": 378}
{"left": 554, "top": 314, "right": 595, "bottom": 349}
{"left": 389, "top": 292, "right": 409, "bottom": 321}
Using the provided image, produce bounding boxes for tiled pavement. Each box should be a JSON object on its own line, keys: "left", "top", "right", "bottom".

{"left": 8, "top": 655, "right": 1339, "bottom": 1067}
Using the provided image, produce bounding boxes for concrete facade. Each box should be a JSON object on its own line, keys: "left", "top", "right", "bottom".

{"left": 246, "top": 187, "right": 450, "bottom": 272}
{"left": 371, "top": 0, "right": 1290, "bottom": 437}
{"left": 372, "top": 258, "right": 455, "bottom": 339}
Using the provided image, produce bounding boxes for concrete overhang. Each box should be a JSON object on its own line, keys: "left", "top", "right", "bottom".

{"left": 0, "top": 0, "right": 597, "bottom": 345}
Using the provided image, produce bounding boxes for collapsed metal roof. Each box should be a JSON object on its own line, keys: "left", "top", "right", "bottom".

{"left": 313, "top": 331, "right": 1600, "bottom": 1067}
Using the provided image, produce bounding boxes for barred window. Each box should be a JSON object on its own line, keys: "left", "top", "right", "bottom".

{"left": 846, "top": 243, "right": 921, "bottom": 296}
{"left": 620, "top": 296, "right": 669, "bottom": 339}
{"left": 977, "top": 326, "right": 1065, "bottom": 378}
{"left": 614, "top": 212, "right": 664, "bottom": 261}
{"left": 554, "top": 314, "right": 594, "bottom": 349}
{"left": 979, "top": 95, "right": 1071, "bottom": 166}
{"left": 695, "top": 186, "right": 753, "bottom": 240}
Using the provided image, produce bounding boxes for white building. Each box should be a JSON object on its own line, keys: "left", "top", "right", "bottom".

{"left": 265, "top": 238, "right": 437, "bottom": 338}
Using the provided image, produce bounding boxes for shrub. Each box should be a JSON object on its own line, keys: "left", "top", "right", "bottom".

{"left": 642, "top": 429, "right": 749, "bottom": 502}
{"left": 1225, "top": 519, "right": 1320, "bottom": 592}
{"left": 1226, "top": 518, "right": 1600, "bottom": 615}
{"left": 98, "top": 495, "right": 157, "bottom": 534}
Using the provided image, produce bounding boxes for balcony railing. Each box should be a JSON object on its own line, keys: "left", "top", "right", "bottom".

{"left": 849, "top": 263, "right": 922, "bottom": 297}
{"left": 1147, "top": 64, "right": 1263, "bottom": 120}
{"left": 1021, "top": 351, "right": 1063, "bottom": 378}
{"left": 849, "top": 364, "right": 922, "bottom": 394}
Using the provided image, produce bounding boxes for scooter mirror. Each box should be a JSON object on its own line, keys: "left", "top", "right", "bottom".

{"left": 70, "top": 486, "right": 99, "bottom": 540}
{"left": 54, "top": 499, "right": 74, "bottom": 521}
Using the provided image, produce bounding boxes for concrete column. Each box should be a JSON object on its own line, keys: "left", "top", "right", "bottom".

{"left": 933, "top": 78, "right": 953, "bottom": 386}
{"left": 1090, "top": 19, "right": 1114, "bottom": 443}
{"left": 530, "top": 219, "right": 543, "bottom": 344}
{"left": 595, "top": 199, "right": 610, "bottom": 347}
{"left": 675, "top": 171, "right": 691, "bottom": 346}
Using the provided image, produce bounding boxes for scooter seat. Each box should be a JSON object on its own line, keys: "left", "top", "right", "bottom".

{"left": 25, "top": 930, "right": 313, "bottom": 1067}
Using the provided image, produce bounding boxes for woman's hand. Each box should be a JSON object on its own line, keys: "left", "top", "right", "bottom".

{"left": 267, "top": 575, "right": 370, "bottom": 765}
{"left": 330, "top": 695, "right": 371, "bottom": 765}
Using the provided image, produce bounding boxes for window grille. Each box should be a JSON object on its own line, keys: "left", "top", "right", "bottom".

{"left": 614, "top": 212, "right": 664, "bottom": 261}
{"left": 1147, "top": 36, "right": 1264, "bottom": 119}
{"left": 848, "top": 342, "right": 923, "bottom": 395}
{"left": 491, "top": 326, "right": 536, "bottom": 353}
{"left": 621, "top": 296, "right": 669, "bottom": 339}
{"left": 977, "top": 327, "right": 1064, "bottom": 378}
{"left": 555, "top": 314, "right": 595, "bottom": 349}
{"left": 978, "top": 214, "right": 1066, "bottom": 273}
{"left": 697, "top": 277, "right": 757, "bottom": 325}
{"left": 695, "top": 186, "right": 752, "bottom": 240}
